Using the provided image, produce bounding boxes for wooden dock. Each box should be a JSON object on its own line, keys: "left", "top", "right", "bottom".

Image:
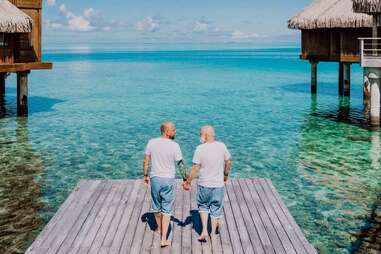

{"left": 26, "top": 179, "right": 317, "bottom": 254}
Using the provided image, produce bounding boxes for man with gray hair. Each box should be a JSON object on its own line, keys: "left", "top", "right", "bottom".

{"left": 143, "top": 121, "right": 184, "bottom": 247}
{"left": 183, "top": 125, "right": 232, "bottom": 241}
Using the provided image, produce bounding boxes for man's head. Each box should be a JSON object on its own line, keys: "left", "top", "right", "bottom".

{"left": 161, "top": 121, "right": 176, "bottom": 140}
{"left": 200, "top": 125, "right": 215, "bottom": 143}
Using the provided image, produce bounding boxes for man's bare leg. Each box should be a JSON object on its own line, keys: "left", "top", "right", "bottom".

{"left": 210, "top": 218, "right": 219, "bottom": 241}
{"left": 198, "top": 212, "right": 209, "bottom": 241}
{"left": 154, "top": 213, "right": 162, "bottom": 235}
{"left": 161, "top": 214, "right": 171, "bottom": 247}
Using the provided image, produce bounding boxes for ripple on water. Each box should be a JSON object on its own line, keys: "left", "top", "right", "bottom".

{"left": 0, "top": 49, "right": 380, "bottom": 253}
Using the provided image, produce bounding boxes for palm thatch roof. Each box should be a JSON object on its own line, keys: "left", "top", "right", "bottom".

{"left": 353, "top": 0, "right": 381, "bottom": 13}
{"left": 288, "top": 0, "right": 374, "bottom": 29}
{"left": 0, "top": 0, "right": 32, "bottom": 33}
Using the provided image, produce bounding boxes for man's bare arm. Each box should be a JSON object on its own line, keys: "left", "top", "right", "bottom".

{"left": 143, "top": 154, "right": 150, "bottom": 185}
{"left": 224, "top": 159, "right": 232, "bottom": 182}
{"left": 182, "top": 163, "right": 199, "bottom": 191}
{"left": 224, "top": 159, "right": 231, "bottom": 176}
{"left": 186, "top": 164, "right": 200, "bottom": 183}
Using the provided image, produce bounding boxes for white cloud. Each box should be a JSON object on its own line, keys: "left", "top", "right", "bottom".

{"left": 83, "top": 8, "right": 97, "bottom": 19}
{"left": 46, "top": 0, "right": 55, "bottom": 6}
{"left": 193, "top": 21, "right": 209, "bottom": 33}
{"left": 232, "top": 31, "right": 260, "bottom": 40}
{"left": 135, "top": 17, "right": 159, "bottom": 32}
{"left": 57, "top": 4, "right": 94, "bottom": 32}
{"left": 68, "top": 16, "right": 93, "bottom": 32}
{"left": 44, "top": 20, "right": 64, "bottom": 30}
{"left": 59, "top": 4, "right": 74, "bottom": 18}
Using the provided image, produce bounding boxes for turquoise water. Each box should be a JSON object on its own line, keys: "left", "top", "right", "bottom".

{"left": 0, "top": 45, "right": 380, "bottom": 253}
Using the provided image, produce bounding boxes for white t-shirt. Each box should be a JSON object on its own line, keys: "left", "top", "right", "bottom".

{"left": 192, "top": 141, "right": 231, "bottom": 188}
{"left": 145, "top": 137, "right": 183, "bottom": 178}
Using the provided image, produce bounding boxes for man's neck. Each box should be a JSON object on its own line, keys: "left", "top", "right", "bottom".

{"left": 161, "top": 135, "right": 170, "bottom": 139}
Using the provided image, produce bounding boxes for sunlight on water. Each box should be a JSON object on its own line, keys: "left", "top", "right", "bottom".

{"left": 0, "top": 47, "right": 380, "bottom": 253}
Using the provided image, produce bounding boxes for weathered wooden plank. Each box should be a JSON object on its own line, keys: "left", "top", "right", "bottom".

{"left": 231, "top": 180, "right": 265, "bottom": 254}
{"left": 190, "top": 182, "right": 202, "bottom": 254}
{"left": 25, "top": 180, "right": 88, "bottom": 254}
{"left": 101, "top": 180, "right": 135, "bottom": 248}
{"left": 118, "top": 183, "right": 147, "bottom": 253}
{"left": 74, "top": 181, "right": 120, "bottom": 254}
{"left": 211, "top": 232, "right": 222, "bottom": 254}
{"left": 241, "top": 179, "right": 284, "bottom": 254}
{"left": 129, "top": 183, "right": 152, "bottom": 253}
{"left": 69, "top": 181, "right": 113, "bottom": 253}
{"left": 140, "top": 218, "right": 155, "bottom": 254}
{"left": 88, "top": 181, "right": 130, "bottom": 253}
{"left": 44, "top": 180, "right": 101, "bottom": 253}
{"left": 225, "top": 180, "right": 255, "bottom": 254}
{"left": 150, "top": 233, "right": 161, "bottom": 254}
{"left": 0, "top": 62, "right": 52, "bottom": 72}
{"left": 222, "top": 181, "right": 244, "bottom": 254}
{"left": 141, "top": 185, "right": 156, "bottom": 254}
{"left": 171, "top": 182, "right": 183, "bottom": 254}
{"left": 218, "top": 203, "right": 233, "bottom": 254}
{"left": 56, "top": 181, "right": 107, "bottom": 254}
{"left": 182, "top": 184, "right": 192, "bottom": 254}
{"left": 238, "top": 180, "right": 275, "bottom": 253}
{"left": 264, "top": 179, "right": 317, "bottom": 254}
{"left": 26, "top": 179, "right": 317, "bottom": 254}
{"left": 108, "top": 180, "right": 141, "bottom": 253}
{"left": 198, "top": 186, "right": 212, "bottom": 254}
{"left": 258, "top": 179, "right": 308, "bottom": 254}
{"left": 252, "top": 179, "right": 297, "bottom": 254}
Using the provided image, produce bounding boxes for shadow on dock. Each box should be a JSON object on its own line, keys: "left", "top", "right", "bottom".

{"left": 142, "top": 210, "right": 206, "bottom": 238}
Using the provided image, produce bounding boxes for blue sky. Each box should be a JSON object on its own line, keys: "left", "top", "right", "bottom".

{"left": 43, "top": 0, "right": 311, "bottom": 45}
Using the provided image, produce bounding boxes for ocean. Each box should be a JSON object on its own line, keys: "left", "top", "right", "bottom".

{"left": 0, "top": 44, "right": 380, "bottom": 253}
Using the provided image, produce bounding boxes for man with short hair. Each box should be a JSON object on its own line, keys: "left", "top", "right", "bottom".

{"left": 183, "top": 125, "right": 232, "bottom": 242}
{"left": 143, "top": 121, "right": 184, "bottom": 247}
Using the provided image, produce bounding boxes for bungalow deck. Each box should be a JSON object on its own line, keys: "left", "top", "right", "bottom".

{"left": 26, "top": 179, "right": 317, "bottom": 254}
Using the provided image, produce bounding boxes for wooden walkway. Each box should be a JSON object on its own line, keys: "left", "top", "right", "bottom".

{"left": 26, "top": 179, "right": 317, "bottom": 254}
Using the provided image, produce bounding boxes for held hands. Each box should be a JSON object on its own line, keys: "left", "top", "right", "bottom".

{"left": 143, "top": 175, "right": 149, "bottom": 187}
{"left": 182, "top": 180, "right": 191, "bottom": 191}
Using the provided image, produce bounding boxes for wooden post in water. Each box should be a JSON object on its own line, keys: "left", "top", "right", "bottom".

{"left": 343, "top": 63, "right": 351, "bottom": 97}
{"left": 17, "top": 71, "right": 29, "bottom": 115}
{"left": 0, "top": 73, "right": 5, "bottom": 96}
{"left": 368, "top": 71, "right": 381, "bottom": 126}
{"left": 310, "top": 61, "right": 317, "bottom": 94}
{"left": 338, "top": 62, "right": 344, "bottom": 96}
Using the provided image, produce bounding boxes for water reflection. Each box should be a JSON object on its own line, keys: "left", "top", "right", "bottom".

{"left": 296, "top": 95, "right": 381, "bottom": 253}
{"left": 0, "top": 92, "right": 6, "bottom": 119}
{"left": 371, "top": 128, "right": 380, "bottom": 169}
{"left": 0, "top": 117, "right": 44, "bottom": 254}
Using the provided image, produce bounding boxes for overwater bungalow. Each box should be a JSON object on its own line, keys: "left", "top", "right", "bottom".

{"left": 0, "top": 0, "right": 52, "bottom": 115}
{"left": 288, "top": 0, "right": 375, "bottom": 96}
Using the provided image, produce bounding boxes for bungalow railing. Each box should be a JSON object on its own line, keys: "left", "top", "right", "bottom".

{"left": 359, "top": 38, "right": 381, "bottom": 68}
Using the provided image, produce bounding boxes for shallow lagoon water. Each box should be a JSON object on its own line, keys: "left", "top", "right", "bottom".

{"left": 0, "top": 46, "right": 380, "bottom": 253}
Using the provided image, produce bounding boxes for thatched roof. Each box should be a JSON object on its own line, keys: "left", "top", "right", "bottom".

{"left": 288, "top": 0, "right": 374, "bottom": 29}
{"left": 0, "top": 0, "right": 32, "bottom": 33}
{"left": 353, "top": 0, "right": 381, "bottom": 13}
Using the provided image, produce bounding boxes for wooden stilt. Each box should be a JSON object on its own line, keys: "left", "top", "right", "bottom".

{"left": 343, "top": 63, "right": 351, "bottom": 97}
{"left": 364, "top": 71, "right": 370, "bottom": 103}
{"left": 310, "top": 61, "right": 317, "bottom": 94}
{"left": 0, "top": 73, "right": 5, "bottom": 95}
{"left": 367, "top": 70, "right": 381, "bottom": 126}
{"left": 370, "top": 78, "right": 380, "bottom": 126}
{"left": 338, "top": 62, "right": 344, "bottom": 96}
{"left": 17, "top": 71, "right": 29, "bottom": 115}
